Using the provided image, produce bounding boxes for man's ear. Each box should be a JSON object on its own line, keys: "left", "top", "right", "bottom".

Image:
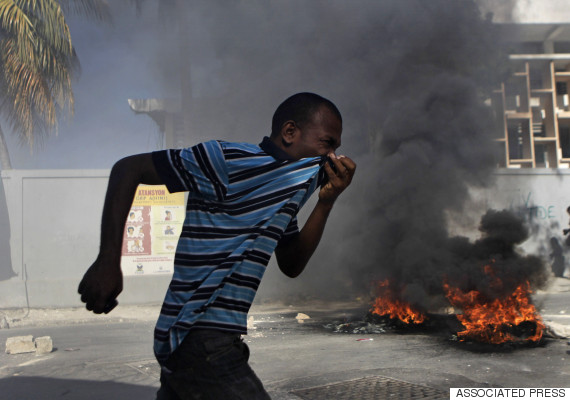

{"left": 281, "top": 120, "right": 298, "bottom": 147}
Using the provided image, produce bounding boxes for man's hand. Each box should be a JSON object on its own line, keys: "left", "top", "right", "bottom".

{"left": 319, "top": 153, "right": 356, "bottom": 205}
{"left": 78, "top": 256, "right": 123, "bottom": 314}
{"left": 276, "top": 153, "right": 356, "bottom": 278}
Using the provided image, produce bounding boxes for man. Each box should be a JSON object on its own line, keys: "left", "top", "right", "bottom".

{"left": 78, "top": 92, "right": 356, "bottom": 399}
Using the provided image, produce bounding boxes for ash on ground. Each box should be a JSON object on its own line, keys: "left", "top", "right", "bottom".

{"left": 323, "top": 312, "right": 434, "bottom": 334}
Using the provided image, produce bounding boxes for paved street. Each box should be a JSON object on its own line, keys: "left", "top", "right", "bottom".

{"left": 0, "top": 286, "right": 569, "bottom": 400}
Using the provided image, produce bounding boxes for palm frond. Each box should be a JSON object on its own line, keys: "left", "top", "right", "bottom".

{"left": 2, "top": 37, "right": 64, "bottom": 146}
{"left": 0, "top": 0, "right": 106, "bottom": 149}
{"left": 0, "top": 1, "right": 38, "bottom": 62}
{"left": 15, "top": 0, "right": 73, "bottom": 54}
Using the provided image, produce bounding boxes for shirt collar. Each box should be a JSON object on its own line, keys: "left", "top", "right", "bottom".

{"left": 259, "top": 136, "right": 295, "bottom": 161}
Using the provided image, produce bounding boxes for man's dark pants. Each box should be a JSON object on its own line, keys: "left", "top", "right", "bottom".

{"left": 156, "top": 329, "right": 271, "bottom": 400}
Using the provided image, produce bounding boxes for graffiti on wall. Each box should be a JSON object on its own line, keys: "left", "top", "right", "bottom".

{"left": 509, "top": 191, "right": 558, "bottom": 221}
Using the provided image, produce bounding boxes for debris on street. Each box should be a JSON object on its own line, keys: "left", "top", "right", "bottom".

{"left": 5, "top": 335, "right": 35, "bottom": 354}
{"left": 296, "top": 313, "right": 310, "bottom": 324}
{"left": 543, "top": 321, "right": 570, "bottom": 339}
{"left": 323, "top": 320, "right": 386, "bottom": 334}
{"left": 5, "top": 335, "right": 54, "bottom": 355}
{"left": 35, "top": 336, "right": 53, "bottom": 354}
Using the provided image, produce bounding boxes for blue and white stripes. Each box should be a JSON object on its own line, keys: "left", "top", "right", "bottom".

{"left": 151, "top": 139, "right": 323, "bottom": 363}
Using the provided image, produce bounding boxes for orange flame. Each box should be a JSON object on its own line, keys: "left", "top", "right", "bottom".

{"left": 370, "top": 280, "right": 427, "bottom": 324}
{"left": 443, "top": 266, "right": 544, "bottom": 344}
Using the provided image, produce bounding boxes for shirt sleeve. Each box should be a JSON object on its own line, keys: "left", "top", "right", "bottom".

{"left": 152, "top": 140, "right": 228, "bottom": 201}
{"left": 278, "top": 216, "right": 299, "bottom": 246}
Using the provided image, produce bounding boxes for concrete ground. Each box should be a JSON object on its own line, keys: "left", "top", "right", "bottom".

{"left": 0, "top": 278, "right": 569, "bottom": 400}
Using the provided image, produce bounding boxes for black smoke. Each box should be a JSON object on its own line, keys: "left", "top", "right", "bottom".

{"left": 121, "top": 1, "right": 548, "bottom": 305}
{"left": 444, "top": 210, "right": 548, "bottom": 304}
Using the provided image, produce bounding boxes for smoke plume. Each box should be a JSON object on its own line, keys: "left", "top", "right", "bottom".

{"left": 122, "top": 1, "right": 548, "bottom": 305}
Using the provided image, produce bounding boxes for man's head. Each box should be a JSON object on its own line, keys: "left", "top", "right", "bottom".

{"left": 270, "top": 92, "right": 342, "bottom": 159}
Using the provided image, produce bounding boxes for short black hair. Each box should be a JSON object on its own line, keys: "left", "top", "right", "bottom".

{"left": 271, "top": 92, "right": 342, "bottom": 137}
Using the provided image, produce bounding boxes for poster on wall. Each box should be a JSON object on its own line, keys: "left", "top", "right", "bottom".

{"left": 121, "top": 185, "right": 184, "bottom": 276}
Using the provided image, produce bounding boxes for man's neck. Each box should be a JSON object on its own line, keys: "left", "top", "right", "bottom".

{"left": 259, "top": 136, "right": 296, "bottom": 161}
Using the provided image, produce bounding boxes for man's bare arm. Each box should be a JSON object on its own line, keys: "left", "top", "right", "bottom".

{"left": 78, "top": 153, "right": 162, "bottom": 314}
{"left": 275, "top": 154, "right": 356, "bottom": 278}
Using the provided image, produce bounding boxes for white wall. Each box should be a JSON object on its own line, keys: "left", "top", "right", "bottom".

{"left": 0, "top": 170, "right": 171, "bottom": 308}
{"left": 459, "top": 169, "right": 570, "bottom": 263}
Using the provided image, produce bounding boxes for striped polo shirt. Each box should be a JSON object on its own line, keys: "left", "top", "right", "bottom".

{"left": 151, "top": 137, "right": 325, "bottom": 363}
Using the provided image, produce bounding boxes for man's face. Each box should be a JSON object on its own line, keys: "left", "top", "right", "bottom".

{"left": 289, "top": 107, "right": 342, "bottom": 159}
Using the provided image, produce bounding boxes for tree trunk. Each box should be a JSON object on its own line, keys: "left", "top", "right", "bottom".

{"left": 0, "top": 124, "right": 12, "bottom": 170}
